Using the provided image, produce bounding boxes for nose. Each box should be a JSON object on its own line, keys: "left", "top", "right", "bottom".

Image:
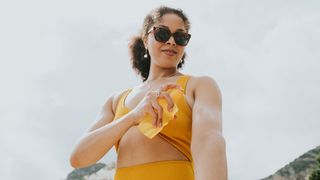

{"left": 166, "top": 35, "right": 176, "bottom": 46}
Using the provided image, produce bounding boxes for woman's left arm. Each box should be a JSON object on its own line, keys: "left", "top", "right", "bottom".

{"left": 191, "top": 76, "right": 228, "bottom": 180}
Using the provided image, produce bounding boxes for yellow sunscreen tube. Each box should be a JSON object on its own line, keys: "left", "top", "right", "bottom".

{"left": 138, "top": 88, "right": 183, "bottom": 139}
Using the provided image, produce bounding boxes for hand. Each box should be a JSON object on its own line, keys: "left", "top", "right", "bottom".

{"left": 130, "top": 83, "right": 183, "bottom": 127}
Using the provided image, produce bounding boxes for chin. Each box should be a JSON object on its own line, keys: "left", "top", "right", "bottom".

{"left": 160, "top": 54, "right": 178, "bottom": 60}
{"left": 160, "top": 57, "right": 178, "bottom": 63}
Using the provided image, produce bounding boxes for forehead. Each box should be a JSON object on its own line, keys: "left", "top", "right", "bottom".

{"left": 154, "top": 13, "right": 186, "bottom": 32}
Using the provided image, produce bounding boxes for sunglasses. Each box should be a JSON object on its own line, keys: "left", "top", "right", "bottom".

{"left": 147, "top": 26, "right": 191, "bottom": 46}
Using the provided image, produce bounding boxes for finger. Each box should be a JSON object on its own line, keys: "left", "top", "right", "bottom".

{"left": 160, "top": 84, "right": 183, "bottom": 92}
{"left": 146, "top": 105, "right": 158, "bottom": 127}
{"left": 151, "top": 99, "right": 163, "bottom": 128}
{"left": 152, "top": 90, "right": 160, "bottom": 98}
{"left": 158, "top": 92, "right": 174, "bottom": 112}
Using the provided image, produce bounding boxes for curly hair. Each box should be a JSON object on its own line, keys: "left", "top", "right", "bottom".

{"left": 128, "top": 6, "right": 191, "bottom": 82}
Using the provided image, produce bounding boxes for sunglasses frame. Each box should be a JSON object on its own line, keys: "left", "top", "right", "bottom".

{"left": 147, "top": 26, "right": 191, "bottom": 46}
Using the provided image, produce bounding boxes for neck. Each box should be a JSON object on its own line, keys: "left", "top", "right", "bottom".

{"left": 146, "top": 71, "right": 181, "bottom": 82}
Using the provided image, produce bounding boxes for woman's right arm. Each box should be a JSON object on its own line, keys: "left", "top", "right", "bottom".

{"left": 69, "top": 83, "right": 181, "bottom": 168}
{"left": 69, "top": 92, "right": 137, "bottom": 169}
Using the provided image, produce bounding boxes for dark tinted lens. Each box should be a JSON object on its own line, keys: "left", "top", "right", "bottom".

{"left": 153, "top": 27, "right": 191, "bottom": 46}
{"left": 154, "top": 28, "right": 171, "bottom": 42}
{"left": 173, "top": 32, "right": 190, "bottom": 46}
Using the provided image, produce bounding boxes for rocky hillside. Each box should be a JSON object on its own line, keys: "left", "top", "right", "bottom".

{"left": 66, "top": 162, "right": 115, "bottom": 180}
{"left": 261, "top": 145, "right": 320, "bottom": 180}
{"left": 65, "top": 145, "right": 320, "bottom": 180}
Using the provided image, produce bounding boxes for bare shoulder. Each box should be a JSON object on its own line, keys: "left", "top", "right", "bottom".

{"left": 99, "top": 89, "right": 124, "bottom": 115}
{"left": 187, "top": 74, "right": 220, "bottom": 89}
{"left": 86, "top": 88, "right": 130, "bottom": 133}
{"left": 195, "top": 75, "right": 220, "bottom": 89}
{"left": 187, "top": 75, "right": 222, "bottom": 100}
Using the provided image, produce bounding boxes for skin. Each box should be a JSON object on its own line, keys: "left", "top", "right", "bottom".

{"left": 142, "top": 13, "right": 186, "bottom": 80}
{"left": 69, "top": 13, "right": 228, "bottom": 179}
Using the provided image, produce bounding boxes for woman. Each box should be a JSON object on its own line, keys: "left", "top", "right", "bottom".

{"left": 70, "top": 6, "right": 228, "bottom": 180}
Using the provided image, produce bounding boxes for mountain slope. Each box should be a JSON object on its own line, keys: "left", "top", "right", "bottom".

{"left": 261, "top": 145, "right": 320, "bottom": 180}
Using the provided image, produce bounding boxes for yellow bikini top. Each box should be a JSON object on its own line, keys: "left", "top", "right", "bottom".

{"left": 112, "top": 75, "right": 193, "bottom": 165}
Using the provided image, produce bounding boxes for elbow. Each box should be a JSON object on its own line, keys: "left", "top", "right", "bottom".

{"left": 69, "top": 140, "right": 95, "bottom": 169}
{"left": 191, "top": 132, "right": 226, "bottom": 153}
{"left": 206, "top": 133, "right": 226, "bottom": 150}
{"left": 69, "top": 153, "right": 81, "bottom": 169}
{"left": 210, "top": 133, "right": 226, "bottom": 146}
{"left": 69, "top": 152, "right": 93, "bottom": 169}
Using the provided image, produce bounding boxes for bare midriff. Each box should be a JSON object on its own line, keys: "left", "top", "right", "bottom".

{"left": 116, "top": 127, "right": 189, "bottom": 168}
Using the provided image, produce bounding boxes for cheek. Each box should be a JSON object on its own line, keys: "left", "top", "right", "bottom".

{"left": 148, "top": 42, "right": 162, "bottom": 56}
{"left": 147, "top": 38, "right": 185, "bottom": 60}
{"left": 177, "top": 48, "right": 185, "bottom": 58}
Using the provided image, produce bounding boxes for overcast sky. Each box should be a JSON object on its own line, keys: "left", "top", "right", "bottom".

{"left": 0, "top": 0, "right": 319, "bottom": 179}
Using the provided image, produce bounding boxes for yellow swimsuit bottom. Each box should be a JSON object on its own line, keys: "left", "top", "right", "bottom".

{"left": 114, "top": 160, "right": 194, "bottom": 180}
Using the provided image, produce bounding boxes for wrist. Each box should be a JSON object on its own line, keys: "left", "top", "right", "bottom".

{"left": 127, "top": 111, "right": 140, "bottom": 127}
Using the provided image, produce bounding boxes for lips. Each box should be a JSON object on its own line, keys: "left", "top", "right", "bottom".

{"left": 161, "top": 49, "right": 177, "bottom": 56}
